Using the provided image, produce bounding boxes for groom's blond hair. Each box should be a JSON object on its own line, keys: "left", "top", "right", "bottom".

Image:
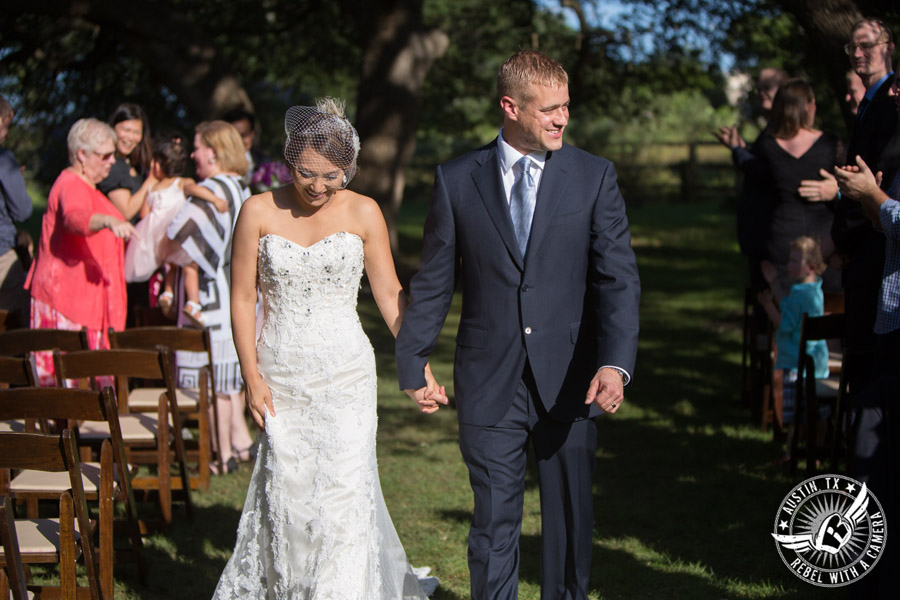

{"left": 498, "top": 50, "right": 568, "bottom": 105}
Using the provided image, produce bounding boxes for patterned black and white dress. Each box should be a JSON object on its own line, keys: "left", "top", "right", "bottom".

{"left": 166, "top": 174, "right": 249, "bottom": 394}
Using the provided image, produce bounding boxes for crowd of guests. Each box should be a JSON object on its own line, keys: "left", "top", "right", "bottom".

{"left": 716, "top": 16, "right": 898, "bottom": 599}
{"left": 0, "top": 98, "right": 290, "bottom": 473}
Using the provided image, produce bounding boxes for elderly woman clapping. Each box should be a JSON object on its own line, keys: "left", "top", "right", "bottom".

{"left": 25, "top": 118, "right": 137, "bottom": 384}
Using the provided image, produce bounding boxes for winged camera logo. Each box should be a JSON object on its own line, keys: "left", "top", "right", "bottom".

{"left": 772, "top": 474, "right": 887, "bottom": 587}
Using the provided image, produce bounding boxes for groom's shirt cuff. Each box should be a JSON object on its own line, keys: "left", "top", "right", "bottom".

{"left": 599, "top": 365, "right": 631, "bottom": 386}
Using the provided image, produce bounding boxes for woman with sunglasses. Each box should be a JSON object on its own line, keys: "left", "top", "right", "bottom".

{"left": 25, "top": 118, "right": 136, "bottom": 384}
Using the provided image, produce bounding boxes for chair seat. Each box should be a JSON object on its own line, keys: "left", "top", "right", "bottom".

{"left": 0, "top": 419, "right": 26, "bottom": 432}
{"left": 0, "top": 518, "right": 81, "bottom": 557}
{"left": 128, "top": 387, "right": 200, "bottom": 411}
{"left": 10, "top": 462, "right": 123, "bottom": 495}
{"left": 80, "top": 413, "right": 171, "bottom": 443}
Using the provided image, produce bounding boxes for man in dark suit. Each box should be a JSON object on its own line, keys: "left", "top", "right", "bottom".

{"left": 396, "top": 50, "right": 640, "bottom": 600}
{"left": 834, "top": 17, "right": 900, "bottom": 395}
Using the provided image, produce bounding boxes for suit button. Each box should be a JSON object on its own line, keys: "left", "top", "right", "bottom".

{"left": 521, "top": 284, "right": 530, "bottom": 292}
{"left": 524, "top": 327, "right": 532, "bottom": 335}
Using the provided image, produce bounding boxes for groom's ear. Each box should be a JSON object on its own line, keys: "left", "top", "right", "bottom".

{"left": 500, "top": 96, "right": 519, "bottom": 122}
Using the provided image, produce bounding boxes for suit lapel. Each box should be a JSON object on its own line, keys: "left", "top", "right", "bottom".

{"left": 472, "top": 142, "right": 524, "bottom": 270}
{"left": 525, "top": 147, "right": 570, "bottom": 263}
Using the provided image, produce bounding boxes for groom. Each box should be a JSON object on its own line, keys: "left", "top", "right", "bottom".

{"left": 396, "top": 49, "right": 640, "bottom": 599}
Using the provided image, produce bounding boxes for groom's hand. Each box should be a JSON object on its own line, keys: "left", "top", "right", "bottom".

{"left": 585, "top": 367, "right": 624, "bottom": 413}
{"left": 404, "top": 386, "right": 447, "bottom": 414}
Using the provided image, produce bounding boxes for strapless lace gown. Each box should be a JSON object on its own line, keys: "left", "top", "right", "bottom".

{"left": 212, "top": 232, "right": 433, "bottom": 600}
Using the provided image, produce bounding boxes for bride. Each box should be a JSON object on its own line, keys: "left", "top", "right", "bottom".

{"left": 213, "top": 99, "right": 446, "bottom": 599}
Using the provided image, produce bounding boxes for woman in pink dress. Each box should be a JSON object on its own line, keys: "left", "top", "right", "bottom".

{"left": 25, "top": 118, "right": 137, "bottom": 384}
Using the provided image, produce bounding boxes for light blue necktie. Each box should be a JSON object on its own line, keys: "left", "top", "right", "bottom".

{"left": 510, "top": 156, "right": 537, "bottom": 257}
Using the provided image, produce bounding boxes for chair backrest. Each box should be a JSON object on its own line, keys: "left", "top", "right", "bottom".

{"left": 0, "top": 387, "right": 135, "bottom": 506}
{"left": 110, "top": 326, "right": 216, "bottom": 397}
{"left": 0, "top": 494, "right": 28, "bottom": 600}
{"left": 0, "top": 328, "right": 88, "bottom": 356}
{"left": 0, "top": 429, "right": 100, "bottom": 600}
{"left": 52, "top": 347, "right": 188, "bottom": 460}
{"left": 53, "top": 347, "right": 178, "bottom": 413}
{"left": 0, "top": 354, "right": 38, "bottom": 388}
{"left": 110, "top": 326, "right": 210, "bottom": 354}
{"left": 797, "top": 312, "right": 845, "bottom": 379}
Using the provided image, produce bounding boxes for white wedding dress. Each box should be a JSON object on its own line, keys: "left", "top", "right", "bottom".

{"left": 212, "top": 232, "right": 435, "bottom": 599}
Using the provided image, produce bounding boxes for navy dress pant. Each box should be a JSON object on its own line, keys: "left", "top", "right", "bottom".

{"left": 458, "top": 364, "right": 598, "bottom": 600}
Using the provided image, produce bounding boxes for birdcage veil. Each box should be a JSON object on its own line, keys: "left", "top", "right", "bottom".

{"left": 283, "top": 98, "right": 360, "bottom": 189}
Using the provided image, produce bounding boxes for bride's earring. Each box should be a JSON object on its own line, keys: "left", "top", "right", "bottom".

{"left": 208, "top": 156, "right": 217, "bottom": 165}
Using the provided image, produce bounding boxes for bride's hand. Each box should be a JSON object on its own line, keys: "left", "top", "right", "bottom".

{"left": 246, "top": 376, "right": 275, "bottom": 428}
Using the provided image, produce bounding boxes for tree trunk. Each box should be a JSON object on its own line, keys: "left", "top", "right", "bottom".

{"left": 351, "top": 0, "right": 449, "bottom": 252}
{"left": 779, "top": 0, "right": 864, "bottom": 131}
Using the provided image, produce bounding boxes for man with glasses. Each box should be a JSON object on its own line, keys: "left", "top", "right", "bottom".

{"left": 833, "top": 17, "right": 900, "bottom": 399}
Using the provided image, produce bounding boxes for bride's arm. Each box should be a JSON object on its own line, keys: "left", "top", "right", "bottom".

{"left": 358, "top": 196, "right": 447, "bottom": 412}
{"left": 230, "top": 196, "right": 273, "bottom": 428}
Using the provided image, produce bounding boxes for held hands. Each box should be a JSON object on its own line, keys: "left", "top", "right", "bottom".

{"left": 246, "top": 376, "right": 275, "bottom": 429}
{"left": 404, "top": 363, "right": 448, "bottom": 414}
{"left": 798, "top": 169, "right": 838, "bottom": 202}
{"left": 713, "top": 124, "right": 746, "bottom": 150}
{"left": 585, "top": 367, "right": 624, "bottom": 414}
{"left": 834, "top": 156, "right": 883, "bottom": 199}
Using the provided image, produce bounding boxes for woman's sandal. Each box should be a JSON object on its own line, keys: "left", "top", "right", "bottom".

{"left": 209, "top": 456, "right": 238, "bottom": 476}
{"left": 233, "top": 440, "right": 259, "bottom": 463}
{"left": 182, "top": 300, "right": 208, "bottom": 327}
{"left": 158, "top": 290, "right": 175, "bottom": 317}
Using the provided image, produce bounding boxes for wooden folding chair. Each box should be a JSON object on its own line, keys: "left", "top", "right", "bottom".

{"left": 0, "top": 353, "right": 39, "bottom": 437}
{"left": 0, "top": 329, "right": 87, "bottom": 357}
{"left": 0, "top": 495, "right": 28, "bottom": 600}
{"left": 0, "top": 354, "right": 41, "bottom": 502}
{"left": 110, "top": 326, "right": 219, "bottom": 488}
{"left": 0, "top": 429, "right": 101, "bottom": 600}
{"left": 53, "top": 348, "right": 194, "bottom": 528}
{"left": 0, "top": 328, "right": 89, "bottom": 389}
{"left": 0, "top": 386, "right": 148, "bottom": 596}
{"left": 790, "top": 313, "right": 848, "bottom": 475}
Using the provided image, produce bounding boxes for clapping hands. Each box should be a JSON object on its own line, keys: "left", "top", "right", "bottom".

{"left": 714, "top": 124, "right": 746, "bottom": 149}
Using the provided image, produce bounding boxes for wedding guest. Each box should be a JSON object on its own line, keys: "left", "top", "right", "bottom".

{"left": 715, "top": 67, "right": 789, "bottom": 290}
{"left": 161, "top": 120, "right": 255, "bottom": 473}
{"left": 834, "top": 17, "right": 900, "bottom": 397}
{"left": 99, "top": 103, "right": 154, "bottom": 220}
{"left": 99, "top": 102, "right": 157, "bottom": 325}
{"left": 25, "top": 118, "right": 136, "bottom": 384}
{"left": 0, "top": 95, "right": 33, "bottom": 327}
{"left": 222, "top": 107, "right": 266, "bottom": 184}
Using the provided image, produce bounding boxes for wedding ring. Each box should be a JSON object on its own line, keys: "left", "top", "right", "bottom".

{"left": 611, "top": 403, "right": 617, "bottom": 409}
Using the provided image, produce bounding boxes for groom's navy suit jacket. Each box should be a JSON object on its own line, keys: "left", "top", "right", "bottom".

{"left": 397, "top": 139, "right": 640, "bottom": 426}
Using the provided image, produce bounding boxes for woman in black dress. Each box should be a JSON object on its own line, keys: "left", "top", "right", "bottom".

{"left": 757, "top": 79, "right": 841, "bottom": 292}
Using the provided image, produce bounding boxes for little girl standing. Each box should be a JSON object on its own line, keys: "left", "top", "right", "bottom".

{"left": 125, "top": 135, "right": 226, "bottom": 325}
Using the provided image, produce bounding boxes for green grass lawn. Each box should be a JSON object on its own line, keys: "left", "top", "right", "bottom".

{"left": 28, "top": 197, "right": 845, "bottom": 599}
